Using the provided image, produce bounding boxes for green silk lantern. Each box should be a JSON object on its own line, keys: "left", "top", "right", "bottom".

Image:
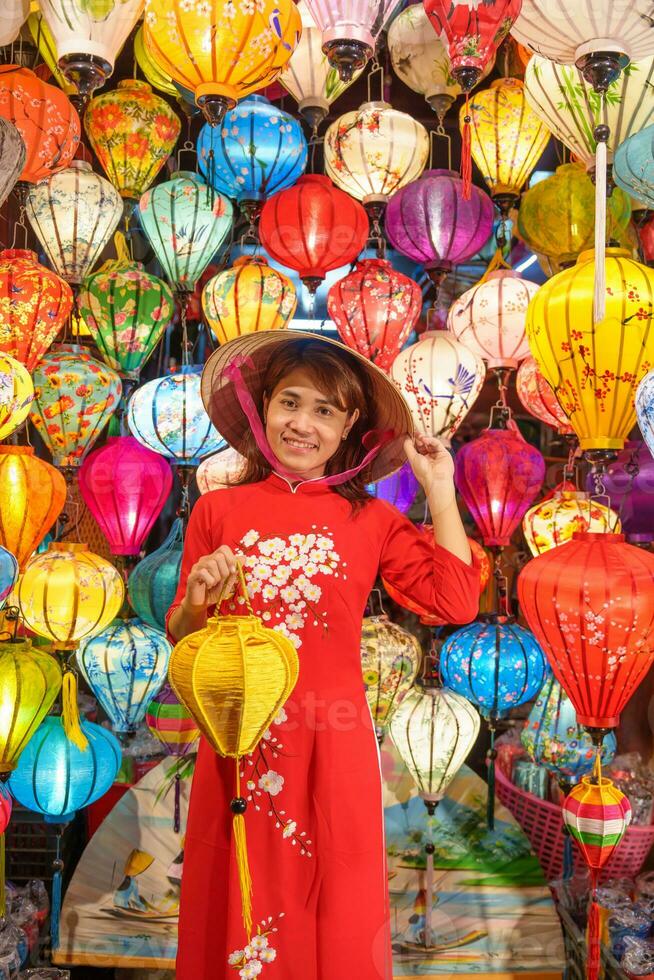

{"left": 77, "top": 261, "right": 175, "bottom": 380}
{"left": 128, "top": 518, "right": 183, "bottom": 631}
{"left": 0, "top": 639, "right": 62, "bottom": 777}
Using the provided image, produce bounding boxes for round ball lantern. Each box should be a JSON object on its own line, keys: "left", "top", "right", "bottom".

{"left": 360, "top": 615, "right": 421, "bottom": 743}
{"left": 0, "top": 249, "right": 73, "bottom": 373}
{"left": 522, "top": 675, "right": 616, "bottom": 784}
{"left": 385, "top": 169, "right": 494, "bottom": 285}
{"left": 79, "top": 437, "right": 173, "bottom": 557}
{"left": 138, "top": 172, "right": 233, "bottom": 293}
{"left": 302, "top": 0, "right": 397, "bottom": 81}
{"left": 0, "top": 353, "right": 33, "bottom": 441}
{"left": 0, "top": 640, "right": 62, "bottom": 777}
{"left": 454, "top": 424, "right": 546, "bottom": 547}
{"left": 77, "top": 618, "right": 171, "bottom": 734}
{"left": 587, "top": 441, "right": 654, "bottom": 545}
{"left": 17, "top": 542, "right": 125, "bottom": 651}
{"left": 389, "top": 685, "right": 480, "bottom": 805}
{"left": 85, "top": 80, "right": 181, "bottom": 200}
{"left": 527, "top": 248, "right": 654, "bottom": 452}
{"left": 196, "top": 448, "right": 246, "bottom": 494}
{"left": 516, "top": 356, "right": 574, "bottom": 435}
{"left": 448, "top": 270, "right": 538, "bottom": 369}
{"left": 127, "top": 368, "right": 225, "bottom": 466}
{"left": 197, "top": 96, "right": 307, "bottom": 220}
{"left": 0, "top": 119, "right": 25, "bottom": 208}
{"left": 25, "top": 162, "right": 123, "bottom": 285}
{"left": 202, "top": 257, "right": 297, "bottom": 346}
{"left": 391, "top": 331, "right": 486, "bottom": 443}
{"left": 327, "top": 259, "right": 422, "bottom": 372}
{"left": 366, "top": 461, "right": 419, "bottom": 515}
{"left": 29, "top": 344, "right": 122, "bottom": 469}
{"left": 143, "top": 0, "right": 300, "bottom": 123}
{"left": 128, "top": 519, "right": 184, "bottom": 631}
{"left": 0, "top": 447, "right": 66, "bottom": 569}
{"left": 77, "top": 261, "right": 175, "bottom": 381}
{"left": 0, "top": 66, "right": 79, "bottom": 184}
{"left": 423, "top": 0, "right": 521, "bottom": 89}
{"left": 523, "top": 490, "right": 620, "bottom": 556}
{"left": 324, "top": 102, "right": 429, "bottom": 206}
{"left": 259, "top": 174, "right": 369, "bottom": 293}
{"left": 518, "top": 532, "right": 654, "bottom": 732}
{"left": 518, "top": 163, "right": 632, "bottom": 268}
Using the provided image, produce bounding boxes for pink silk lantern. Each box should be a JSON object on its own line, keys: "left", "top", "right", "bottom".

{"left": 516, "top": 356, "right": 574, "bottom": 435}
{"left": 78, "top": 436, "right": 173, "bottom": 557}
{"left": 455, "top": 423, "right": 546, "bottom": 547}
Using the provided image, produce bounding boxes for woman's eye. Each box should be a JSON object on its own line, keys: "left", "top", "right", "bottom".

{"left": 318, "top": 407, "right": 332, "bottom": 416}
{"left": 281, "top": 399, "right": 295, "bottom": 408}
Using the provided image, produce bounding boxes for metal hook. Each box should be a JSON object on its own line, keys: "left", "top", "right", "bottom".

{"left": 429, "top": 128, "right": 452, "bottom": 171}
{"left": 367, "top": 57, "right": 384, "bottom": 104}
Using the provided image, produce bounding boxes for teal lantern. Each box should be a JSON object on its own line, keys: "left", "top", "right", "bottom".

{"left": 127, "top": 367, "right": 225, "bottom": 466}
{"left": 614, "top": 124, "right": 654, "bottom": 209}
{"left": 77, "top": 618, "right": 171, "bottom": 734}
{"left": 197, "top": 95, "right": 308, "bottom": 221}
{"left": 128, "top": 518, "right": 183, "bottom": 630}
{"left": 137, "top": 171, "right": 233, "bottom": 293}
{"left": 0, "top": 546, "right": 18, "bottom": 609}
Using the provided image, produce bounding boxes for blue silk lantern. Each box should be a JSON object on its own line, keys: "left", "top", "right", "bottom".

{"left": 77, "top": 618, "right": 171, "bottom": 734}
{"left": 0, "top": 546, "right": 18, "bottom": 609}
{"left": 128, "top": 518, "right": 184, "bottom": 630}
{"left": 127, "top": 367, "right": 225, "bottom": 466}
{"left": 521, "top": 675, "right": 617, "bottom": 786}
{"left": 366, "top": 461, "right": 419, "bottom": 514}
{"left": 197, "top": 95, "right": 308, "bottom": 221}
{"left": 614, "top": 124, "right": 654, "bottom": 209}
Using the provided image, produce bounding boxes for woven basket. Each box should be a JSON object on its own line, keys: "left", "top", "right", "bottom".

{"left": 496, "top": 765, "right": 654, "bottom": 882}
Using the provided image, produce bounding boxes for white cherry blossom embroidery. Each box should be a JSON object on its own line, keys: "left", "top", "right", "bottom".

{"left": 228, "top": 913, "right": 284, "bottom": 976}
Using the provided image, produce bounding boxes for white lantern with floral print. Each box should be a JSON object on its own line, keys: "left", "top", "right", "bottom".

{"left": 196, "top": 446, "right": 247, "bottom": 494}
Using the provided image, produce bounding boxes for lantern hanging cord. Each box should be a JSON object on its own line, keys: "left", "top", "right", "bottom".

{"left": 492, "top": 550, "right": 510, "bottom": 619}
{"left": 308, "top": 135, "right": 324, "bottom": 176}
{"left": 179, "top": 294, "right": 191, "bottom": 368}
{"left": 563, "top": 444, "right": 579, "bottom": 488}
{"left": 620, "top": 447, "right": 640, "bottom": 526}
{"left": 593, "top": 93, "right": 609, "bottom": 325}
{"left": 367, "top": 55, "right": 384, "bottom": 104}
{"left": 177, "top": 139, "right": 197, "bottom": 177}
{"left": 492, "top": 369, "right": 510, "bottom": 409}
{"left": 429, "top": 128, "right": 451, "bottom": 172}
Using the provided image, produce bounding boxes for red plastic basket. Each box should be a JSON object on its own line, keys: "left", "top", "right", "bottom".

{"left": 495, "top": 765, "right": 654, "bottom": 882}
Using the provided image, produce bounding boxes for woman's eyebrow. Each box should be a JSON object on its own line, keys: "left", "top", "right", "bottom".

{"left": 280, "top": 388, "right": 339, "bottom": 408}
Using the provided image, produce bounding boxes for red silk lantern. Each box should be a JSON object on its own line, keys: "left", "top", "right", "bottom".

{"left": 78, "top": 436, "right": 173, "bottom": 557}
{"left": 0, "top": 66, "right": 80, "bottom": 183}
{"left": 639, "top": 215, "right": 654, "bottom": 264}
{"left": 258, "top": 174, "right": 369, "bottom": 292}
{"left": 518, "top": 533, "right": 654, "bottom": 732}
{"left": 327, "top": 259, "right": 422, "bottom": 372}
{"left": 516, "top": 355, "right": 574, "bottom": 435}
{"left": 455, "top": 423, "right": 546, "bottom": 547}
{"left": 0, "top": 249, "right": 73, "bottom": 373}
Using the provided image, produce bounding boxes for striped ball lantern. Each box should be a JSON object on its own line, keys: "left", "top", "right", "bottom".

{"left": 128, "top": 519, "right": 184, "bottom": 631}
{"left": 516, "top": 356, "right": 574, "bottom": 435}
{"left": 0, "top": 447, "right": 66, "bottom": 570}
{"left": 360, "top": 616, "right": 421, "bottom": 743}
{"left": 146, "top": 684, "right": 200, "bottom": 832}
{"left": 202, "top": 257, "right": 297, "bottom": 346}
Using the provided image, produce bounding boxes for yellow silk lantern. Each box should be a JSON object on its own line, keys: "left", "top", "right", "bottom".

{"left": 169, "top": 564, "right": 298, "bottom": 937}
{"left": 0, "top": 447, "right": 66, "bottom": 570}
{"left": 526, "top": 247, "right": 654, "bottom": 451}
{"left": 0, "top": 639, "right": 62, "bottom": 776}
{"left": 143, "top": 0, "right": 301, "bottom": 124}
{"left": 202, "top": 257, "right": 297, "bottom": 345}
{"left": 0, "top": 353, "right": 34, "bottom": 441}
{"left": 18, "top": 542, "right": 124, "bottom": 651}
{"left": 523, "top": 489, "right": 620, "bottom": 556}
{"left": 464, "top": 77, "right": 550, "bottom": 211}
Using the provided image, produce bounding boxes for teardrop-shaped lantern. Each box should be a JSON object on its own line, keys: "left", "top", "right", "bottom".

{"left": 127, "top": 367, "right": 225, "bottom": 466}
{"left": 523, "top": 489, "right": 620, "bottom": 556}
{"left": 18, "top": 541, "right": 125, "bottom": 651}
{"left": 0, "top": 66, "right": 79, "bottom": 184}
{"left": 360, "top": 615, "right": 421, "bottom": 742}
{"left": 0, "top": 353, "right": 34, "bottom": 441}
{"left": 516, "top": 356, "right": 574, "bottom": 435}
{"left": 138, "top": 172, "right": 233, "bottom": 293}
{"left": 202, "top": 257, "right": 297, "bottom": 346}
{"left": 324, "top": 102, "right": 429, "bottom": 206}
{"left": 25, "top": 162, "right": 123, "bottom": 285}
{"left": 196, "top": 447, "right": 247, "bottom": 494}
{"left": 0, "top": 639, "right": 62, "bottom": 777}
{"left": 85, "top": 80, "right": 181, "bottom": 200}
{"left": 77, "top": 260, "right": 175, "bottom": 380}
{"left": 0, "top": 447, "right": 66, "bottom": 570}
{"left": 423, "top": 0, "right": 522, "bottom": 89}
{"left": 197, "top": 95, "right": 307, "bottom": 219}
{"left": 391, "top": 331, "right": 486, "bottom": 443}
{"left": 327, "top": 259, "right": 422, "bottom": 372}
{"left": 79, "top": 437, "right": 173, "bottom": 557}
{"left": 455, "top": 425, "right": 546, "bottom": 547}
{"left": 128, "top": 519, "right": 184, "bottom": 630}
{"left": 77, "top": 618, "right": 171, "bottom": 734}
{"left": 29, "top": 344, "right": 122, "bottom": 469}
{"left": 0, "top": 119, "right": 25, "bottom": 207}
{"left": 0, "top": 249, "right": 73, "bottom": 373}
{"left": 302, "top": 0, "right": 397, "bottom": 81}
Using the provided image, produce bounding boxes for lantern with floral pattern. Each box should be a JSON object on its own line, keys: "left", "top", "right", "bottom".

{"left": 523, "top": 489, "right": 620, "bottom": 556}
{"left": 202, "top": 257, "right": 297, "bottom": 346}
{"left": 360, "top": 615, "right": 421, "bottom": 743}
{"left": 0, "top": 353, "right": 34, "bottom": 441}
{"left": 302, "top": 0, "right": 397, "bottom": 81}
{"left": 516, "top": 356, "right": 574, "bottom": 435}
{"left": 196, "top": 448, "right": 247, "bottom": 494}
{"left": 423, "top": 0, "right": 522, "bottom": 89}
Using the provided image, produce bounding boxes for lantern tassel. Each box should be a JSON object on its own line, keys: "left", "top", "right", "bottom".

{"left": 51, "top": 832, "right": 62, "bottom": 951}
{"left": 461, "top": 94, "right": 472, "bottom": 202}
{"left": 62, "top": 670, "right": 88, "bottom": 752}
{"left": 174, "top": 774, "right": 181, "bottom": 835}
{"left": 233, "top": 762, "right": 253, "bottom": 938}
{"left": 593, "top": 118, "right": 609, "bottom": 325}
{"left": 587, "top": 871, "right": 601, "bottom": 980}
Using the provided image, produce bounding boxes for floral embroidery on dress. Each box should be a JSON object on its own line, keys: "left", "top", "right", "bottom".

{"left": 228, "top": 913, "right": 285, "bottom": 976}
{"left": 231, "top": 525, "right": 346, "bottom": 649}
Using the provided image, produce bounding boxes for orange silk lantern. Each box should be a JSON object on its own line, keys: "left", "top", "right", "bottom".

{"left": 516, "top": 355, "right": 574, "bottom": 435}
{"left": 0, "top": 447, "right": 66, "bottom": 569}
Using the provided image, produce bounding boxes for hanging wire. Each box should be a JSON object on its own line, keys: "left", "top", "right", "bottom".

{"left": 367, "top": 55, "right": 384, "bottom": 104}
{"left": 176, "top": 139, "right": 197, "bottom": 175}
{"left": 492, "top": 550, "right": 510, "bottom": 618}
{"left": 491, "top": 368, "right": 510, "bottom": 409}
{"left": 429, "top": 127, "right": 451, "bottom": 172}
{"left": 178, "top": 293, "right": 192, "bottom": 368}
{"left": 365, "top": 587, "right": 386, "bottom": 618}
{"left": 10, "top": 198, "right": 29, "bottom": 251}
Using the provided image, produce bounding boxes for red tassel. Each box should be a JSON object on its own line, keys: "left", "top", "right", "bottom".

{"left": 587, "top": 897, "right": 601, "bottom": 980}
{"left": 461, "top": 93, "right": 472, "bottom": 201}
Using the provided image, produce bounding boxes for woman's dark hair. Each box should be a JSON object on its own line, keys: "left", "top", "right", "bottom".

{"left": 233, "top": 338, "right": 374, "bottom": 512}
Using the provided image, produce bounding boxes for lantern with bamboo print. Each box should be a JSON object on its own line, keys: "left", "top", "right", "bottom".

{"left": 146, "top": 684, "right": 200, "bottom": 832}
{"left": 27, "top": 11, "right": 78, "bottom": 97}
{"left": 301, "top": 0, "right": 397, "bottom": 81}
{"left": 360, "top": 613, "right": 421, "bottom": 744}
{"left": 526, "top": 247, "right": 654, "bottom": 454}
{"left": 168, "top": 562, "right": 299, "bottom": 938}
{"left": 516, "top": 356, "right": 575, "bottom": 436}
{"left": 0, "top": 118, "right": 24, "bottom": 208}
{"left": 143, "top": 0, "right": 300, "bottom": 124}
{"left": 523, "top": 490, "right": 620, "bottom": 557}
{"left": 128, "top": 519, "right": 184, "bottom": 631}
{"left": 0, "top": 447, "right": 66, "bottom": 570}
{"left": 202, "top": 258, "right": 297, "bottom": 347}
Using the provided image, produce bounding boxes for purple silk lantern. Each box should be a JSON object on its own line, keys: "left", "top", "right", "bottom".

{"left": 366, "top": 461, "right": 419, "bottom": 514}
{"left": 455, "top": 425, "right": 545, "bottom": 547}
{"left": 588, "top": 440, "right": 654, "bottom": 544}
{"left": 384, "top": 169, "right": 494, "bottom": 285}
